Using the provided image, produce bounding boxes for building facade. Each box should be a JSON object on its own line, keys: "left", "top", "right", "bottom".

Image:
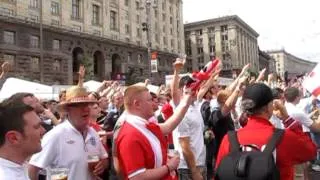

{"left": 258, "top": 48, "right": 275, "bottom": 76}
{"left": 267, "top": 49, "right": 316, "bottom": 80}
{"left": 0, "top": 0, "right": 184, "bottom": 85}
{"left": 184, "top": 15, "right": 259, "bottom": 77}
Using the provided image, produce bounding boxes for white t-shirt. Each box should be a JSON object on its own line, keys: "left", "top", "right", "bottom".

{"left": 0, "top": 157, "right": 29, "bottom": 180}
{"left": 29, "top": 120, "right": 108, "bottom": 180}
{"left": 285, "top": 102, "right": 313, "bottom": 132}
{"left": 172, "top": 100, "right": 206, "bottom": 169}
{"left": 269, "top": 115, "right": 285, "bottom": 129}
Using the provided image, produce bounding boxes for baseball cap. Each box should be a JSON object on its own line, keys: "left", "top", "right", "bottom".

{"left": 242, "top": 83, "right": 273, "bottom": 113}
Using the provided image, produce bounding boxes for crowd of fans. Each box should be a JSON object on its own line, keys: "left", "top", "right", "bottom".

{"left": 0, "top": 58, "right": 319, "bottom": 180}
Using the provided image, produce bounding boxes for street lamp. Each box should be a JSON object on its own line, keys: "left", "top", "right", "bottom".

{"left": 141, "top": 0, "right": 157, "bottom": 81}
{"left": 39, "top": 0, "right": 44, "bottom": 83}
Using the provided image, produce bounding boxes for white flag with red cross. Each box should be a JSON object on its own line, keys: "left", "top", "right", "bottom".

{"left": 303, "top": 63, "right": 320, "bottom": 98}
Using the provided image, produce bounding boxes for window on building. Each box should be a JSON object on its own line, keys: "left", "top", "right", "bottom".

{"left": 185, "top": 39, "right": 191, "bottom": 47}
{"left": 208, "top": 27, "right": 215, "bottom": 33}
{"left": 209, "top": 36, "right": 215, "bottom": 44}
{"left": 170, "top": 28, "right": 173, "bottom": 35}
{"left": 30, "top": 0, "right": 39, "bottom": 8}
{"left": 137, "top": 54, "right": 142, "bottom": 63}
{"left": 30, "top": 35, "right": 39, "bottom": 48}
{"left": 72, "top": 0, "right": 81, "bottom": 19}
{"left": 169, "top": 6, "right": 173, "bottom": 14}
{"left": 125, "top": 24, "right": 130, "bottom": 34}
{"left": 196, "top": 29, "right": 202, "bottom": 35}
{"left": 31, "top": 57, "right": 40, "bottom": 71}
{"left": 136, "top": 14, "right": 140, "bottom": 23}
{"left": 3, "top": 31, "right": 15, "bottom": 45}
{"left": 92, "top": 4, "right": 100, "bottom": 25}
{"left": 198, "top": 56, "right": 204, "bottom": 63}
{"left": 52, "top": 39, "right": 61, "bottom": 50}
{"left": 53, "top": 59, "right": 62, "bottom": 71}
{"left": 127, "top": 52, "right": 132, "bottom": 62}
{"left": 197, "top": 47, "right": 203, "bottom": 54}
{"left": 209, "top": 45, "right": 215, "bottom": 53}
{"left": 162, "top": 14, "right": 166, "bottom": 21}
{"left": 197, "top": 38, "right": 203, "bottom": 45}
{"left": 51, "top": 1, "right": 59, "bottom": 15}
{"left": 186, "top": 48, "right": 192, "bottom": 55}
{"left": 162, "top": 1, "right": 166, "bottom": 10}
{"left": 137, "top": 28, "right": 141, "bottom": 37}
{"left": 3, "top": 54, "right": 15, "bottom": 69}
{"left": 110, "top": 11, "right": 117, "bottom": 30}
{"left": 163, "top": 37, "right": 167, "bottom": 45}
{"left": 125, "top": 0, "right": 129, "bottom": 6}
{"left": 170, "top": 17, "right": 173, "bottom": 24}
{"left": 221, "top": 34, "right": 228, "bottom": 41}
{"left": 221, "top": 25, "right": 228, "bottom": 32}
{"left": 171, "top": 39, "right": 174, "bottom": 47}
{"left": 124, "top": 11, "right": 129, "bottom": 20}
{"left": 163, "top": 25, "right": 166, "bottom": 33}
{"left": 135, "top": 1, "right": 140, "bottom": 10}
{"left": 155, "top": 34, "right": 159, "bottom": 43}
{"left": 154, "top": 9, "right": 158, "bottom": 18}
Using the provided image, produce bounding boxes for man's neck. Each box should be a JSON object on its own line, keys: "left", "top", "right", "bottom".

{"left": 0, "top": 147, "right": 26, "bottom": 165}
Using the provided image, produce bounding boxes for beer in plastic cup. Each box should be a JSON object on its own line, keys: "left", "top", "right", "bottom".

{"left": 47, "top": 168, "right": 68, "bottom": 180}
{"left": 87, "top": 155, "right": 100, "bottom": 172}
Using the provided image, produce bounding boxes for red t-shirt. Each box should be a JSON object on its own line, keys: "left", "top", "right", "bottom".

{"left": 115, "top": 121, "right": 173, "bottom": 179}
{"left": 215, "top": 116, "right": 317, "bottom": 180}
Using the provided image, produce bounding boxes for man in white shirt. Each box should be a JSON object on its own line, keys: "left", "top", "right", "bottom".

{"left": 284, "top": 87, "right": 320, "bottom": 133}
{"left": 0, "top": 96, "right": 46, "bottom": 180}
{"left": 28, "top": 86, "right": 108, "bottom": 180}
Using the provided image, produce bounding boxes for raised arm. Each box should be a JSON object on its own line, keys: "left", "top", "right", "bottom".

{"left": 226, "top": 63, "right": 250, "bottom": 92}
{"left": 171, "top": 58, "right": 184, "bottom": 106}
{"left": 77, "top": 65, "right": 85, "bottom": 86}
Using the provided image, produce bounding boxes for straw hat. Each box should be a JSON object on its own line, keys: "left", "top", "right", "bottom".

{"left": 57, "top": 86, "right": 97, "bottom": 109}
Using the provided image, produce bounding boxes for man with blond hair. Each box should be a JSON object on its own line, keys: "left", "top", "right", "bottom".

{"left": 114, "top": 84, "right": 193, "bottom": 179}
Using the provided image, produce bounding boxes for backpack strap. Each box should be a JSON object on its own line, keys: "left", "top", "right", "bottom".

{"left": 263, "top": 129, "right": 284, "bottom": 154}
{"left": 228, "top": 131, "right": 241, "bottom": 153}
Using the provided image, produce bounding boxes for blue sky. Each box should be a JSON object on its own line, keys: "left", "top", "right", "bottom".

{"left": 183, "top": 0, "right": 320, "bottom": 62}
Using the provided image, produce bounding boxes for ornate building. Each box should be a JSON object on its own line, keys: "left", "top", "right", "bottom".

{"left": 184, "top": 15, "right": 259, "bottom": 77}
{"left": 267, "top": 49, "right": 316, "bottom": 80}
{"left": 0, "top": 0, "right": 184, "bottom": 85}
{"left": 258, "top": 48, "right": 275, "bottom": 76}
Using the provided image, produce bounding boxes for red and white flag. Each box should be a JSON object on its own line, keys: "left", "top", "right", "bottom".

{"left": 303, "top": 63, "right": 320, "bottom": 98}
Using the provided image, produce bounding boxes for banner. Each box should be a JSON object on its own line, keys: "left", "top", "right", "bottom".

{"left": 151, "top": 59, "right": 158, "bottom": 73}
{"left": 303, "top": 63, "right": 320, "bottom": 98}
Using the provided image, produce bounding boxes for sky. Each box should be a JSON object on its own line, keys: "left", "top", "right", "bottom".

{"left": 183, "top": 0, "right": 320, "bottom": 62}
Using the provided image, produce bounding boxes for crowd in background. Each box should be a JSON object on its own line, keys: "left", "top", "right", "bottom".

{"left": 0, "top": 57, "right": 319, "bottom": 180}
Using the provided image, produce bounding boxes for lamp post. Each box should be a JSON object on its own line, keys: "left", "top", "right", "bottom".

{"left": 142, "top": 0, "right": 157, "bottom": 81}
{"left": 39, "top": 0, "right": 44, "bottom": 83}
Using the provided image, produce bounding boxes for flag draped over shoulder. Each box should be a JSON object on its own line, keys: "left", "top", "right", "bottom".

{"left": 303, "top": 63, "right": 320, "bottom": 98}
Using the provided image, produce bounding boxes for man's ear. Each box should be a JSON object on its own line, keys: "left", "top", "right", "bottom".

{"left": 5, "top": 131, "right": 23, "bottom": 145}
{"left": 132, "top": 99, "right": 140, "bottom": 108}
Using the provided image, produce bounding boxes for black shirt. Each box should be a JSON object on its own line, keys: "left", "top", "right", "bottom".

{"left": 210, "top": 108, "right": 235, "bottom": 157}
